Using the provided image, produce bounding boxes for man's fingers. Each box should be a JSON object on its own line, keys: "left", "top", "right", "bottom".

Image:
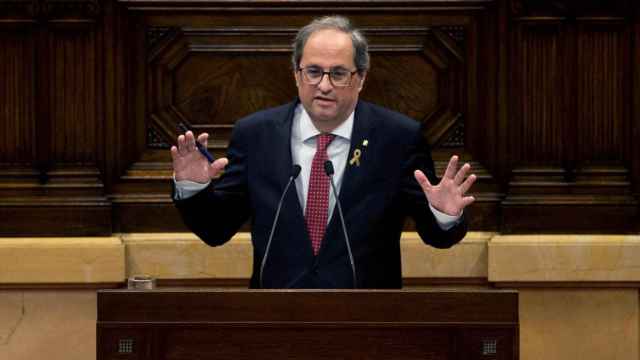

{"left": 443, "top": 155, "right": 459, "bottom": 179}
{"left": 459, "top": 173, "right": 477, "bottom": 194}
{"left": 177, "top": 135, "right": 188, "bottom": 156}
{"left": 453, "top": 163, "right": 471, "bottom": 185}
{"left": 208, "top": 157, "right": 229, "bottom": 177}
{"left": 414, "top": 170, "right": 432, "bottom": 192}
{"left": 197, "top": 132, "right": 209, "bottom": 148}
{"left": 185, "top": 131, "right": 196, "bottom": 152}
{"left": 170, "top": 146, "right": 179, "bottom": 162}
{"left": 461, "top": 196, "right": 475, "bottom": 208}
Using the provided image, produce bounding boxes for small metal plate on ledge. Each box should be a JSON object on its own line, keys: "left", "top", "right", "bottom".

{"left": 127, "top": 275, "right": 156, "bottom": 290}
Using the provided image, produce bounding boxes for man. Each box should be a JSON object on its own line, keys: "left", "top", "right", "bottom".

{"left": 171, "top": 16, "right": 476, "bottom": 288}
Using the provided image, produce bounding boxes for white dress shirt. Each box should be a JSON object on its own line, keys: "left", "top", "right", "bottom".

{"left": 174, "top": 104, "right": 460, "bottom": 229}
{"left": 291, "top": 104, "right": 350, "bottom": 223}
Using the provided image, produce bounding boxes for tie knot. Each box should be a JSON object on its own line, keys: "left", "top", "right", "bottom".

{"left": 317, "top": 134, "right": 335, "bottom": 151}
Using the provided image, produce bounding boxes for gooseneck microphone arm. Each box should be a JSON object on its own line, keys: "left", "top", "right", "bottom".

{"left": 259, "top": 164, "right": 302, "bottom": 288}
{"left": 324, "top": 160, "right": 357, "bottom": 288}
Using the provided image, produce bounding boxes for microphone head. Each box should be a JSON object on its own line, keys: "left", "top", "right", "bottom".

{"left": 324, "top": 160, "right": 335, "bottom": 176}
{"left": 291, "top": 164, "right": 302, "bottom": 179}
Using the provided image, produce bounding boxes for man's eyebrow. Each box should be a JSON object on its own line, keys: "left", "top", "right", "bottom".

{"left": 302, "top": 64, "right": 349, "bottom": 70}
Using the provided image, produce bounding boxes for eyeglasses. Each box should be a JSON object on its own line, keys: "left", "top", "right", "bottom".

{"left": 298, "top": 66, "right": 358, "bottom": 88}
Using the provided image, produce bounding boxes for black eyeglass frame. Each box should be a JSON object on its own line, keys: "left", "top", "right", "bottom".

{"left": 297, "top": 66, "right": 359, "bottom": 88}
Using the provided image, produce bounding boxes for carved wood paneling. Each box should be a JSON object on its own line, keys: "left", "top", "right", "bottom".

{"left": 0, "top": 31, "right": 36, "bottom": 164}
{"left": 512, "top": 24, "right": 565, "bottom": 164}
{"left": 576, "top": 27, "right": 627, "bottom": 163}
{"left": 105, "top": 5, "right": 499, "bottom": 231}
{"left": 635, "top": 8, "right": 640, "bottom": 199}
{"left": 146, "top": 27, "right": 298, "bottom": 156}
{"left": 120, "top": 17, "right": 483, "bottom": 232}
{"left": 0, "top": 0, "right": 101, "bottom": 23}
{"left": 40, "top": 0, "right": 101, "bottom": 20}
{"left": 0, "top": 0, "right": 37, "bottom": 19}
{"left": 144, "top": 25, "right": 467, "bottom": 153}
{"left": 49, "top": 30, "right": 98, "bottom": 163}
{"left": 0, "top": 0, "right": 638, "bottom": 234}
{"left": 364, "top": 27, "right": 466, "bottom": 149}
{"left": 511, "top": 0, "right": 631, "bottom": 18}
{"left": 0, "top": 0, "right": 109, "bottom": 235}
{"left": 504, "top": 0, "right": 638, "bottom": 233}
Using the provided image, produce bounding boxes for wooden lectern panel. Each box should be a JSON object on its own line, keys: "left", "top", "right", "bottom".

{"left": 97, "top": 289, "right": 518, "bottom": 359}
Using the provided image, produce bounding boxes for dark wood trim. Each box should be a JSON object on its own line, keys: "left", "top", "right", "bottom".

{"left": 119, "top": 0, "right": 496, "bottom": 12}
{"left": 152, "top": 277, "right": 492, "bottom": 288}
{"left": 97, "top": 288, "right": 518, "bottom": 323}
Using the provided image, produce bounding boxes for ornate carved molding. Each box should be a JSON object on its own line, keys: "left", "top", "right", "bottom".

{"left": 40, "top": 0, "right": 101, "bottom": 19}
{"left": 144, "top": 25, "right": 468, "bottom": 151}
{"left": 0, "top": 0, "right": 102, "bottom": 21}
{"left": 502, "top": 165, "right": 638, "bottom": 232}
{"left": 442, "top": 120, "right": 465, "bottom": 148}
{"left": 147, "top": 124, "right": 172, "bottom": 150}
{"left": 0, "top": 165, "right": 111, "bottom": 235}
{"left": 0, "top": 0, "right": 37, "bottom": 18}
{"left": 119, "top": 0, "right": 495, "bottom": 12}
{"left": 146, "top": 27, "right": 177, "bottom": 52}
{"left": 511, "top": 0, "right": 631, "bottom": 19}
{"left": 439, "top": 25, "right": 466, "bottom": 44}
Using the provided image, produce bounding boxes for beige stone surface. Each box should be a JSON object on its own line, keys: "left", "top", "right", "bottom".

{"left": 122, "top": 233, "right": 252, "bottom": 279}
{"left": 489, "top": 235, "right": 640, "bottom": 283}
{"left": 401, "top": 232, "right": 491, "bottom": 279}
{"left": 123, "top": 232, "right": 490, "bottom": 281}
{"left": 0, "top": 290, "right": 96, "bottom": 360}
{"left": 520, "top": 289, "right": 638, "bottom": 360}
{"left": 0, "top": 234, "right": 639, "bottom": 360}
{"left": 0, "top": 238, "right": 124, "bottom": 284}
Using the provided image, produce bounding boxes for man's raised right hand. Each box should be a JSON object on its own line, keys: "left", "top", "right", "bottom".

{"left": 171, "top": 131, "right": 228, "bottom": 183}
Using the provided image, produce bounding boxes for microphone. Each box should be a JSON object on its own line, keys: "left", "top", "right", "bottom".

{"left": 324, "top": 160, "right": 357, "bottom": 289}
{"left": 259, "top": 164, "right": 302, "bottom": 288}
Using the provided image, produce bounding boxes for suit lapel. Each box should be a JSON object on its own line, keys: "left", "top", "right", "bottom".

{"left": 271, "top": 101, "right": 296, "bottom": 195}
{"left": 335, "top": 101, "right": 377, "bottom": 215}
{"left": 271, "top": 100, "right": 314, "bottom": 256}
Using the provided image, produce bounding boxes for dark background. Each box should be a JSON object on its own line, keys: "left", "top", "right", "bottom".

{"left": 0, "top": 0, "right": 638, "bottom": 235}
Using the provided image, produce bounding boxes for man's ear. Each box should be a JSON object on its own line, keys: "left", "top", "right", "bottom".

{"left": 294, "top": 71, "right": 300, "bottom": 87}
{"left": 357, "top": 71, "right": 367, "bottom": 91}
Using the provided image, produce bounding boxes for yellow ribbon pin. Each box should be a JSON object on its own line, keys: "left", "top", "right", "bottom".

{"left": 349, "top": 148, "right": 362, "bottom": 166}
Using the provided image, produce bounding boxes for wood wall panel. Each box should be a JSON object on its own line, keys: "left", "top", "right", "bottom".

{"left": 114, "top": 8, "right": 490, "bottom": 232}
{"left": 0, "top": 31, "right": 36, "bottom": 164}
{"left": 172, "top": 54, "right": 295, "bottom": 128}
{"left": 514, "top": 24, "right": 564, "bottom": 164}
{"left": 0, "top": 0, "right": 638, "bottom": 235}
{"left": 144, "top": 25, "right": 465, "bottom": 151}
{"left": 577, "top": 26, "right": 627, "bottom": 163}
{"left": 634, "top": 7, "right": 640, "bottom": 197}
{"left": 0, "top": 0, "right": 110, "bottom": 236}
{"left": 49, "top": 30, "right": 98, "bottom": 163}
{"left": 503, "top": 0, "right": 637, "bottom": 233}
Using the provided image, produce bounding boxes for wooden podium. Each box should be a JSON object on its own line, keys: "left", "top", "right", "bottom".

{"left": 97, "top": 289, "right": 518, "bottom": 359}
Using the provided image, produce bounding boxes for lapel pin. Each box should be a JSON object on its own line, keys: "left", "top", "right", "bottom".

{"left": 349, "top": 148, "right": 362, "bottom": 166}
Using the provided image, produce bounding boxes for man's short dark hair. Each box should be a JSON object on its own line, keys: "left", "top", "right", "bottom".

{"left": 292, "top": 15, "right": 370, "bottom": 75}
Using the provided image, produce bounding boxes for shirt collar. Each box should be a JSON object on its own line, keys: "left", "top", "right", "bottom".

{"left": 296, "top": 104, "right": 354, "bottom": 143}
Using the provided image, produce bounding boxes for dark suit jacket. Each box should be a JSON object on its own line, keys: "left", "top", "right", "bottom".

{"left": 174, "top": 99, "right": 467, "bottom": 288}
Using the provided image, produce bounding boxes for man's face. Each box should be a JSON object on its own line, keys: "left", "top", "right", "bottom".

{"left": 295, "top": 29, "right": 366, "bottom": 131}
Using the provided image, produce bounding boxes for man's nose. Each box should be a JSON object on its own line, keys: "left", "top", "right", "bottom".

{"left": 317, "top": 73, "right": 333, "bottom": 92}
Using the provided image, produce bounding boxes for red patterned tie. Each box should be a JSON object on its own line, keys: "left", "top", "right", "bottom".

{"left": 305, "top": 133, "right": 335, "bottom": 255}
